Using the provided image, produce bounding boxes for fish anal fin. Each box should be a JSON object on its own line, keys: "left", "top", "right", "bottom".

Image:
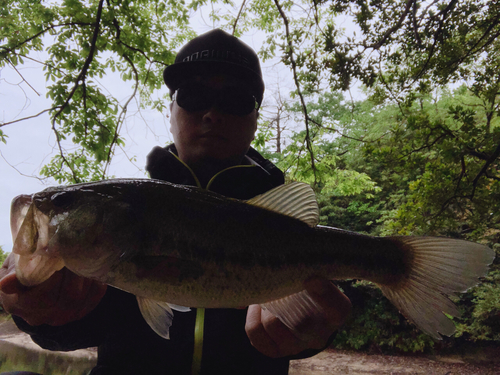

{"left": 260, "top": 289, "right": 324, "bottom": 342}
{"left": 167, "top": 303, "right": 191, "bottom": 312}
{"left": 136, "top": 297, "right": 190, "bottom": 340}
{"left": 380, "top": 236, "right": 495, "bottom": 340}
{"left": 246, "top": 182, "right": 319, "bottom": 228}
{"left": 15, "top": 253, "right": 65, "bottom": 287}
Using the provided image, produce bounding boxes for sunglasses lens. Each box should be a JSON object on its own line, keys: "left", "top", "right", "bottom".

{"left": 175, "top": 87, "right": 257, "bottom": 116}
{"left": 221, "top": 91, "right": 257, "bottom": 116}
{"left": 175, "top": 87, "right": 212, "bottom": 112}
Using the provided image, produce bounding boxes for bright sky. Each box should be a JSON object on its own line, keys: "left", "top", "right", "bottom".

{"left": 0, "top": 3, "right": 359, "bottom": 255}
{"left": 0, "top": 58, "right": 175, "bottom": 252}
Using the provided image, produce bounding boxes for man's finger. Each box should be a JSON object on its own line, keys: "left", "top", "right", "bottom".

{"left": 0, "top": 273, "right": 27, "bottom": 295}
{"left": 259, "top": 307, "right": 309, "bottom": 356}
{"left": 304, "top": 277, "right": 352, "bottom": 329}
{"left": 245, "top": 305, "right": 281, "bottom": 358}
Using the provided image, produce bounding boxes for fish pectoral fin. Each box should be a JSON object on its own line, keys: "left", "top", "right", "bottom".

{"left": 260, "top": 289, "right": 325, "bottom": 342}
{"left": 15, "top": 253, "right": 65, "bottom": 287}
{"left": 246, "top": 182, "right": 319, "bottom": 228}
{"left": 379, "top": 237, "right": 495, "bottom": 340}
{"left": 136, "top": 296, "right": 176, "bottom": 340}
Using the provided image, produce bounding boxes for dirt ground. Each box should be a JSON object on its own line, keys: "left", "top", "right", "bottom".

{"left": 0, "top": 319, "right": 498, "bottom": 374}
{"left": 289, "top": 348, "right": 500, "bottom": 375}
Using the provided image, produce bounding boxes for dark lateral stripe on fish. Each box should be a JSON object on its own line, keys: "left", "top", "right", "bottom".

{"left": 9, "top": 179, "right": 495, "bottom": 341}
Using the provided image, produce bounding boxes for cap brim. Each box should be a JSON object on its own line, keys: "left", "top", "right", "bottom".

{"left": 163, "top": 61, "right": 264, "bottom": 102}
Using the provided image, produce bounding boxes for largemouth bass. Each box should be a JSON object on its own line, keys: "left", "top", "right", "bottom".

{"left": 7, "top": 179, "right": 495, "bottom": 340}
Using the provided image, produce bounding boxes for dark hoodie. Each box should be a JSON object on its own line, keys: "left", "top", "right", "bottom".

{"left": 13, "top": 145, "right": 324, "bottom": 375}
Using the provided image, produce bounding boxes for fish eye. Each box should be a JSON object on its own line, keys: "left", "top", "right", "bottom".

{"left": 50, "top": 192, "right": 74, "bottom": 207}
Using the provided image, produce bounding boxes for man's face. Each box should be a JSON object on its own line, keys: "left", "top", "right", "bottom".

{"left": 169, "top": 75, "right": 259, "bottom": 166}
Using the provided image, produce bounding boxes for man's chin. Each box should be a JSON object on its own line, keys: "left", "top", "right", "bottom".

{"left": 194, "top": 148, "right": 246, "bottom": 166}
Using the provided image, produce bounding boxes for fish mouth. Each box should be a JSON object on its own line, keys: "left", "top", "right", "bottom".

{"left": 10, "top": 194, "right": 56, "bottom": 258}
{"left": 10, "top": 194, "right": 66, "bottom": 286}
{"left": 10, "top": 195, "right": 33, "bottom": 246}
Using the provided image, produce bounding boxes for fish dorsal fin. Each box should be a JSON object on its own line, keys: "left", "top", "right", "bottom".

{"left": 246, "top": 182, "right": 319, "bottom": 228}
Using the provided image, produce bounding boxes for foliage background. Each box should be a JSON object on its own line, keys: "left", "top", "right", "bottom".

{"left": 1, "top": 0, "right": 499, "bottom": 352}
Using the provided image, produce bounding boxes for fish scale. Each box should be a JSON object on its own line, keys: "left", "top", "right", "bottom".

{"left": 7, "top": 178, "right": 495, "bottom": 341}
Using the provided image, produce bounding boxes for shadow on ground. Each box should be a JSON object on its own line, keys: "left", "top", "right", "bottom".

{"left": 0, "top": 320, "right": 96, "bottom": 374}
{"left": 289, "top": 346, "right": 500, "bottom": 375}
{"left": 0, "top": 319, "right": 498, "bottom": 374}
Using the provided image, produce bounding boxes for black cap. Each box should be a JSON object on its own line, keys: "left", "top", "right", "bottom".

{"left": 163, "top": 29, "right": 264, "bottom": 105}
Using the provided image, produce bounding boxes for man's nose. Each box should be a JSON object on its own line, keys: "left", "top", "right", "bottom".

{"left": 202, "top": 104, "right": 226, "bottom": 122}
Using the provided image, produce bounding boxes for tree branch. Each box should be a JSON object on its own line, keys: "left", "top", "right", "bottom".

{"left": 454, "top": 155, "right": 466, "bottom": 197}
{"left": 103, "top": 54, "right": 139, "bottom": 178}
{"left": 307, "top": 117, "right": 371, "bottom": 143}
{"left": 411, "top": 0, "right": 422, "bottom": 47}
{"left": 50, "top": 0, "right": 105, "bottom": 183}
{"left": 232, "top": 0, "right": 247, "bottom": 35}
{"left": 274, "top": 0, "right": 317, "bottom": 184}
{"left": 0, "top": 107, "right": 62, "bottom": 128}
{"left": 485, "top": 172, "right": 500, "bottom": 182}
{"left": 1, "top": 22, "right": 93, "bottom": 55}
{"left": 471, "top": 142, "right": 500, "bottom": 198}
{"left": 102, "top": 0, "right": 141, "bottom": 178}
{"left": 446, "top": 14, "right": 500, "bottom": 74}
{"left": 0, "top": 149, "right": 47, "bottom": 182}
{"left": 467, "top": 148, "right": 490, "bottom": 161}
{"left": 417, "top": 0, "right": 440, "bottom": 26}
{"left": 5, "top": 58, "right": 41, "bottom": 96}
{"left": 366, "top": 0, "right": 414, "bottom": 50}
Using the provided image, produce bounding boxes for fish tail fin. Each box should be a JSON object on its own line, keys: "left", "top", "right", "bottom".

{"left": 15, "top": 253, "right": 65, "bottom": 287}
{"left": 378, "top": 237, "right": 495, "bottom": 339}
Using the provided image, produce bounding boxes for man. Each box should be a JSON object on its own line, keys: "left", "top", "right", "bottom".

{"left": 0, "top": 29, "right": 351, "bottom": 374}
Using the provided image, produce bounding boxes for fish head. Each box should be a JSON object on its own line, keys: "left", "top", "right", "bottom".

{"left": 10, "top": 191, "right": 69, "bottom": 286}
{"left": 10, "top": 194, "right": 34, "bottom": 249}
{"left": 11, "top": 183, "right": 141, "bottom": 282}
{"left": 11, "top": 193, "right": 56, "bottom": 258}
{"left": 35, "top": 187, "right": 99, "bottom": 250}
{"left": 11, "top": 186, "right": 95, "bottom": 258}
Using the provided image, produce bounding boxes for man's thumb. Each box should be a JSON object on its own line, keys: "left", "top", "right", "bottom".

{"left": 0, "top": 273, "right": 26, "bottom": 295}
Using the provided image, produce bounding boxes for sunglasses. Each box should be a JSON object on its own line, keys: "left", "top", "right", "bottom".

{"left": 172, "top": 86, "right": 260, "bottom": 116}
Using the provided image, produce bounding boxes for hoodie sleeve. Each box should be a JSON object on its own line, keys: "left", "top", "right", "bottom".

{"left": 12, "top": 287, "right": 135, "bottom": 351}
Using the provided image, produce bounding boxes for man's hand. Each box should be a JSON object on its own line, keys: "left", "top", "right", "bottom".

{"left": 0, "top": 253, "right": 107, "bottom": 326}
{"left": 245, "top": 277, "right": 351, "bottom": 358}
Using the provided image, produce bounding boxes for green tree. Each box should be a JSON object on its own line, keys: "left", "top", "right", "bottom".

{"left": 0, "top": 245, "right": 7, "bottom": 265}
{"left": 250, "top": 0, "right": 500, "bottom": 180}
{"left": 315, "top": 82, "right": 500, "bottom": 349}
{"left": 2, "top": 1, "right": 500, "bottom": 184}
{"left": 1, "top": 0, "right": 195, "bottom": 182}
